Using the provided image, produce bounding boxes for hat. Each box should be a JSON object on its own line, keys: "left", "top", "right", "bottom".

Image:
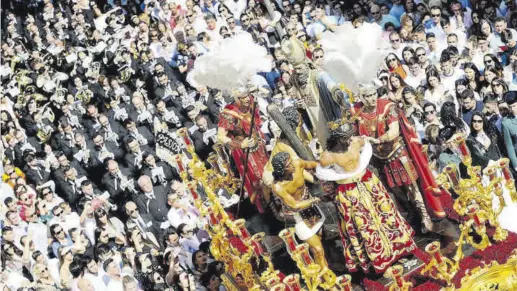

{"left": 504, "top": 91, "right": 517, "bottom": 105}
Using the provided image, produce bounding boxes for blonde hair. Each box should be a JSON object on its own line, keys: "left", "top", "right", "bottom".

{"left": 33, "top": 263, "right": 47, "bottom": 278}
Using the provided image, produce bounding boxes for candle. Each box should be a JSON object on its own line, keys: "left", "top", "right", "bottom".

{"left": 455, "top": 135, "right": 469, "bottom": 157}
{"left": 445, "top": 165, "right": 459, "bottom": 187}
{"left": 208, "top": 208, "right": 218, "bottom": 225}
{"left": 250, "top": 240, "right": 264, "bottom": 255}
{"left": 186, "top": 181, "right": 199, "bottom": 200}
{"left": 178, "top": 128, "right": 192, "bottom": 146}
{"left": 234, "top": 219, "right": 251, "bottom": 239}
{"left": 251, "top": 233, "right": 265, "bottom": 255}
{"left": 499, "top": 159, "right": 514, "bottom": 181}
{"left": 283, "top": 274, "right": 301, "bottom": 291}
{"left": 433, "top": 252, "right": 443, "bottom": 264}
{"left": 279, "top": 229, "right": 297, "bottom": 254}
{"left": 473, "top": 213, "right": 481, "bottom": 226}
{"left": 485, "top": 167, "right": 497, "bottom": 182}
{"left": 297, "top": 244, "right": 313, "bottom": 265}
{"left": 468, "top": 205, "right": 481, "bottom": 225}
{"left": 175, "top": 155, "right": 184, "bottom": 172}
{"left": 337, "top": 275, "right": 352, "bottom": 291}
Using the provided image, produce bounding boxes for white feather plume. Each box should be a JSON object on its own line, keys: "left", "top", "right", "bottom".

{"left": 187, "top": 33, "right": 272, "bottom": 91}
{"left": 319, "top": 22, "right": 387, "bottom": 94}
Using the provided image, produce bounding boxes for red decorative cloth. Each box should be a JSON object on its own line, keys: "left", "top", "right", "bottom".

{"left": 335, "top": 169, "right": 416, "bottom": 273}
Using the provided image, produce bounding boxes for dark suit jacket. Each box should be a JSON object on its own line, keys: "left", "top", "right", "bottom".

{"left": 24, "top": 165, "right": 51, "bottom": 186}
{"left": 101, "top": 167, "right": 134, "bottom": 205}
{"left": 126, "top": 127, "right": 156, "bottom": 148}
{"left": 190, "top": 127, "right": 217, "bottom": 160}
{"left": 141, "top": 161, "right": 179, "bottom": 185}
{"left": 91, "top": 141, "right": 124, "bottom": 165}
{"left": 56, "top": 179, "right": 81, "bottom": 211}
{"left": 123, "top": 145, "right": 155, "bottom": 175}
{"left": 134, "top": 186, "right": 169, "bottom": 223}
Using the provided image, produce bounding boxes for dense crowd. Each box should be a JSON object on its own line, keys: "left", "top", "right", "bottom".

{"left": 1, "top": 0, "right": 517, "bottom": 290}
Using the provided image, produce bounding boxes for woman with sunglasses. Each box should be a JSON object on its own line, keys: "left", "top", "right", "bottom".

{"left": 50, "top": 223, "right": 73, "bottom": 258}
{"left": 385, "top": 53, "right": 409, "bottom": 79}
{"left": 466, "top": 111, "right": 502, "bottom": 169}
{"left": 33, "top": 263, "right": 60, "bottom": 290}
{"left": 491, "top": 78, "right": 509, "bottom": 101}
{"left": 468, "top": 11, "right": 482, "bottom": 36}
{"left": 483, "top": 53, "right": 504, "bottom": 73}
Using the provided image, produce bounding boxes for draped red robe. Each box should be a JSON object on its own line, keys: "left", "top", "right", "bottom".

{"left": 218, "top": 97, "right": 268, "bottom": 213}
{"left": 354, "top": 99, "right": 446, "bottom": 219}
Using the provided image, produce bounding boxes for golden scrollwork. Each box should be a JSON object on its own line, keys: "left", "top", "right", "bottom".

{"left": 442, "top": 250, "right": 517, "bottom": 291}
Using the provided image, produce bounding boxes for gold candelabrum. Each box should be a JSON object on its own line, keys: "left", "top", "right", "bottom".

{"left": 420, "top": 241, "right": 459, "bottom": 286}
{"left": 174, "top": 128, "right": 284, "bottom": 290}
{"left": 384, "top": 265, "right": 413, "bottom": 291}
{"left": 279, "top": 228, "right": 352, "bottom": 291}
{"left": 435, "top": 134, "right": 513, "bottom": 246}
{"left": 423, "top": 134, "right": 515, "bottom": 287}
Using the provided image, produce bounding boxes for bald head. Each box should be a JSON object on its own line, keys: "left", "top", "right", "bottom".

{"left": 138, "top": 175, "right": 153, "bottom": 193}
{"left": 107, "top": 160, "right": 119, "bottom": 174}
{"left": 125, "top": 201, "right": 139, "bottom": 219}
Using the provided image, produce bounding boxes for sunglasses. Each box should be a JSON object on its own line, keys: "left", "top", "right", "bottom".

{"left": 485, "top": 59, "right": 494, "bottom": 63}
{"left": 55, "top": 228, "right": 64, "bottom": 234}
{"left": 371, "top": 11, "right": 380, "bottom": 15}
{"left": 387, "top": 58, "right": 396, "bottom": 62}
{"left": 242, "top": 18, "right": 249, "bottom": 22}
{"left": 424, "top": 110, "right": 436, "bottom": 115}
{"left": 54, "top": 211, "right": 63, "bottom": 217}
{"left": 390, "top": 38, "right": 400, "bottom": 43}
{"left": 416, "top": 53, "right": 425, "bottom": 57}
{"left": 314, "top": 55, "right": 324, "bottom": 59}
{"left": 365, "top": 92, "right": 377, "bottom": 98}
{"left": 492, "top": 83, "right": 502, "bottom": 87}
{"left": 472, "top": 120, "right": 483, "bottom": 124}
{"left": 431, "top": 13, "right": 441, "bottom": 17}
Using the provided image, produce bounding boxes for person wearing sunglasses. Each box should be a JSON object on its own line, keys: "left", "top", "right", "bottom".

{"left": 34, "top": 262, "right": 60, "bottom": 290}
{"left": 385, "top": 52, "right": 409, "bottom": 79}
{"left": 369, "top": 4, "right": 401, "bottom": 29}
{"left": 466, "top": 111, "right": 503, "bottom": 170}
{"left": 50, "top": 223, "right": 73, "bottom": 258}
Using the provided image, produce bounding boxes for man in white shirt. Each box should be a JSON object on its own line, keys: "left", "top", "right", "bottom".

{"left": 388, "top": 31, "right": 404, "bottom": 59}
{"left": 405, "top": 57, "right": 426, "bottom": 88}
{"left": 490, "top": 16, "right": 517, "bottom": 50}
{"left": 167, "top": 191, "right": 200, "bottom": 229}
{"left": 202, "top": 13, "right": 223, "bottom": 42}
{"left": 102, "top": 258, "right": 124, "bottom": 291}
{"left": 440, "top": 52, "right": 463, "bottom": 92}
{"left": 25, "top": 208, "right": 49, "bottom": 254}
